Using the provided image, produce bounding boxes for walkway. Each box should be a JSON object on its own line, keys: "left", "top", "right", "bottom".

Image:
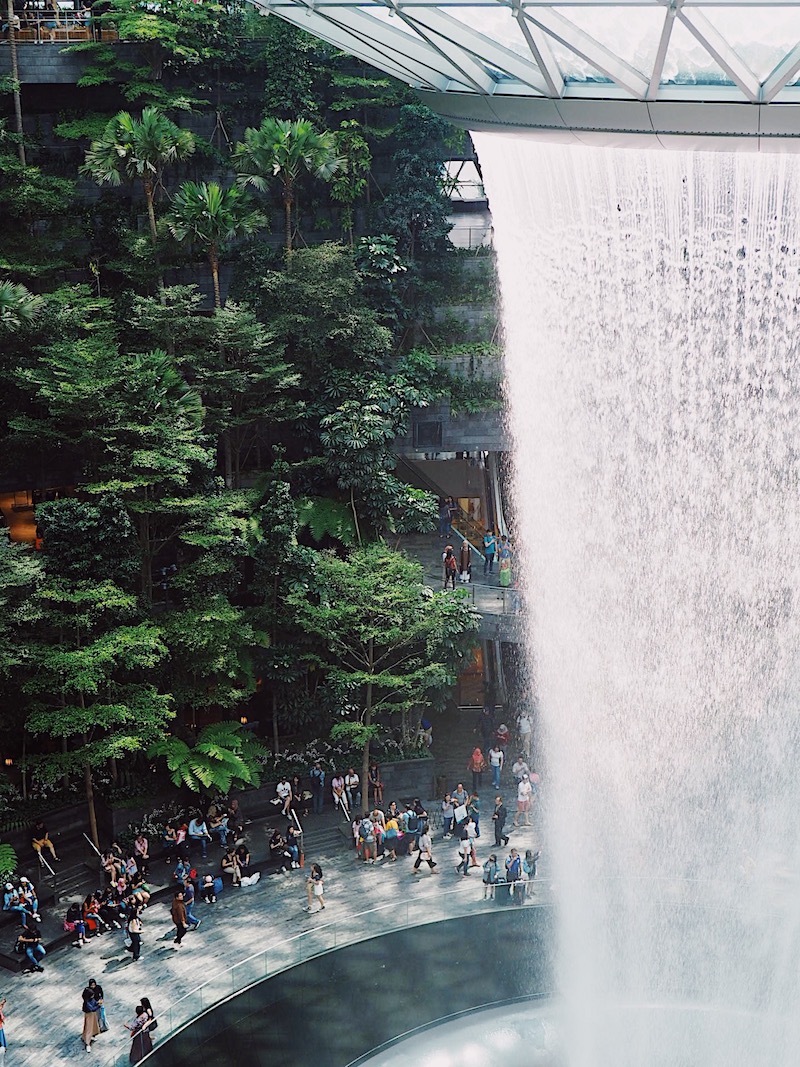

{"left": 6, "top": 801, "right": 547, "bottom": 1066}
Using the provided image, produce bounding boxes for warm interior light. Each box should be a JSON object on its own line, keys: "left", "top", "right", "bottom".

{"left": 239, "top": 716, "right": 248, "bottom": 725}
{"left": 4, "top": 759, "right": 12, "bottom": 767}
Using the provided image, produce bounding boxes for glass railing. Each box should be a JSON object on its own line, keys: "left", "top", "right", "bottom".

{"left": 98, "top": 886, "right": 542, "bottom": 1065}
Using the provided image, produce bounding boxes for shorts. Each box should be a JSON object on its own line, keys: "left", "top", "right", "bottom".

{"left": 517, "top": 799, "right": 529, "bottom": 812}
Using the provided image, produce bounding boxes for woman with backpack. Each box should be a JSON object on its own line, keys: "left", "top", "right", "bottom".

{"left": 442, "top": 545, "right": 457, "bottom": 590}
{"left": 81, "top": 979, "right": 102, "bottom": 1052}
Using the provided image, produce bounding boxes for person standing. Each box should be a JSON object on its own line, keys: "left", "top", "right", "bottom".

{"left": 441, "top": 793, "right": 454, "bottom": 839}
{"left": 81, "top": 979, "right": 102, "bottom": 1052}
{"left": 305, "top": 864, "right": 325, "bottom": 912}
{"left": 467, "top": 748, "right": 485, "bottom": 792}
{"left": 492, "top": 796, "right": 510, "bottom": 847}
{"left": 482, "top": 854, "right": 501, "bottom": 899}
{"left": 467, "top": 792, "right": 481, "bottom": 838}
{"left": 459, "top": 540, "right": 471, "bottom": 583}
{"left": 488, "top": 744, "right": 504, "bottom": 789}
{"left": 368, "top": 763, "right": 383, "bottom": 807}
{"left": 482, "top": 529, "right": 497, "bottom": 575}
{"left": 517, "top": 711, "right": 533, "bottom": 759}
{"left": 412, "top": 824, "right": 438, "bottom": 874}
{"left": 0, "top": 996, "right": 8, "bottom": 1061}
{"left": 514, "top": 773, "right": 533, "bottom": 828}
{"left": 126, "top": 908, "right": 143, "bottom": 962}
{"left": 126, "top": 1004, "right": 153, "bottom": 1064}
{"left": 171, "top": 890, "right": 188, "bottom": 946}
{"left": 309, "top": 761, "right": 325, "bottom": 815}
{"left": 498, "top": 535, "right": 513, "bottom": 588}
{"left": 442, "top": 545, "right": 457, "bottom": 590}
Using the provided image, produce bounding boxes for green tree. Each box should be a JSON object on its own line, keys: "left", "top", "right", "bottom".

{"left": 233, "top": 118, "right": 343, "bottom": 255}
{"left": 4, "top": 561, "right": 172, "bottom": 847}
{"left": 288, "top": 544, "right": 479, "bottom": 813}
{"left": 166, "top": 181, "right": 266, "bottom": 309}
{"left": 82, "top": 108, "right": 195, "bottom": 244}
{"left": 149, "top": 721, "right": 267, "bottom": 794}
{"left": 0, "top": 280, "right": 41, "bottom": 330}
{"left": 331, "top": 120, "right": 371, "bottom": 246}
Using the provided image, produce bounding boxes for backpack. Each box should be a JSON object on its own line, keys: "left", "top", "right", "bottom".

{"left": 406, "top": 812, "right": 419, "bottom": 832}
{"left": 444, "top": 553, "right": 457, "bottom": 572}
{"left": 360, "top": 819, "right": 375, "bottom": 843}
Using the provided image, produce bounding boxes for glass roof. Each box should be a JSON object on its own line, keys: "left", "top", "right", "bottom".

{"left": 258, "top": 0, "right": 800, "bottom": 104}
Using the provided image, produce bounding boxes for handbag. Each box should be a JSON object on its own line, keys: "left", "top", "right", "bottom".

{"left": 98, "top": 1005, "right": 108, "bottom": 1032}
{"left": 123, "top": 934, "right": 132, "bottom": 948}
{"left": 85, "top": 999, "right": 99, "bottom": 1013}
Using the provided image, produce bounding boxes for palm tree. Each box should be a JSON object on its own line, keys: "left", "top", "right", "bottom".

{"left": 232, "top": 117, "right": 344, "bottom": 255}
{"left": 0, "top": 280, "right": 41, "bottom": 330}
{"left": 166, "top": 181, "right": 266, "bottom": 309}
{"left": 82, "top": 107, "right": 195, "bottom": 244}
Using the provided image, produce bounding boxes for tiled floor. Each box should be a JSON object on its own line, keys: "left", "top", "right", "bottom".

{"left": 5, "top": 820, "right": 547, "bottom": 1066}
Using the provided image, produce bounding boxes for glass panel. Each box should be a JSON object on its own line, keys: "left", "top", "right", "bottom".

{"left": 551, "top": 5, "right": 666, "bottom": 76}
{"left": 701, "top": 7, "right": 800, "bottom": 80}
{"left": 451, "top": 6, "right": 538, "bottom": 57}
{"left": 661, "top": 18, "right": 734, "bottom": 86}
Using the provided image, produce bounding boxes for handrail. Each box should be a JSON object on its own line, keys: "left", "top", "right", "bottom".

{"left": 82, "top": 832, "right": 103, "bottom": 860}
{"left": 98, "top": 885, "right": 546, "bottom": 1066}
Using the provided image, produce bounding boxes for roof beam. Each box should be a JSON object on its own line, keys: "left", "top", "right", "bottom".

{"left": 647, "top": 1, "right": 682, "bottom": 99}
{"left": 761, "top": 41, "right": 800, "bottom": 103}
{"left": 512, "top": 0, "right": 564, "bottom": 97}
{"left": 394, "top": 8, "right": 497, "bottom": 93}
{"left": 409, "top": 6, "right": 549, "bottom": 94}
{"left": 524, "top": 6, "right": 649, "bottom": 99}
{"left": 263, "top": 3, "right": 451, "bottom": 89}
{"left": 677, "top": 8, "right": 760, "bottom": 102}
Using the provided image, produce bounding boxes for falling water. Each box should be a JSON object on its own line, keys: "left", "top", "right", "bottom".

{"left": 473, "top": 136, "right": 800, "bottom": 1066}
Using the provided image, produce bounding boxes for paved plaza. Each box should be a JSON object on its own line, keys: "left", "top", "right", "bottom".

{"left": 4, "top": 809, "right": 547, "bottom": 1066}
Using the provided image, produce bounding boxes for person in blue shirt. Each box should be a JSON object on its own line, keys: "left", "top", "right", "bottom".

{"left": 482, "top": 529, "right": 497, "bottom": 574}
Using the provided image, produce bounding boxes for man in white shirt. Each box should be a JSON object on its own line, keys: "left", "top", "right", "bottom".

{"left": 344, "top": 768, "right": 360, "bottom": 813}
{"left": 518, "top": 712, "right": 533, "bottom": 758}
{"left": 188, "top": 815, "right": 212, "bottom": 859}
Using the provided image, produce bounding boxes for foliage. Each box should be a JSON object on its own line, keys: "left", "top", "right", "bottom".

{"left": 0, "top": 280, "right": 42, "bottom": 330}
{"left": 0, "top": 843, "right": 17, "bottom": 883}
{"left": 149, "top": 721, "right": 268, "bottom": 793}
{"left": 166, "top": 181, "right": 266, "bottom": 307}
{"left": 331, "top": 120, "right": 371, "bottom": 244}
{"left": 296, "top": 496, "right": 357, "bottom": 546}
{"left": 233, "top": 117, "right": 343, "bottom": 252}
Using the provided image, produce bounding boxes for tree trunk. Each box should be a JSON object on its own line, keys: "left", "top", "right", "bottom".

{"left": 272, "top": 689, "right": 279, "bottom": 754}
{"left": 283, "top": 180, "right": 293, "bottom": 256}
{"left": 209, "top": 245, "right": 221, "bottom": 309}
{"left": 6, "top": 0, "right": 25, "bottom": 166}
{"left": 361, "top": 637, "right": 373, "bottom": 815}
{"left": 82, "top": 727, "right": 99, "bottom": 850}
{"left": 350, "top": 486, "right": 362, "bottom": 546}
{"left": 143, "top": 178, "right": 158, "bottom": 243}
{"left": 222, "top": 429, "right": 233, "bottom": 489}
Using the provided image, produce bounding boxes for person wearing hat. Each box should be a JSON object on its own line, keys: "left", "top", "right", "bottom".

{"left": 513, "top": 773, "right": 533, "bottom": 828}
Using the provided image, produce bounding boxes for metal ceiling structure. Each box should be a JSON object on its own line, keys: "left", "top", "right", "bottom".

{"left": 255, "top": 0, "right": 800, "bottom": 147}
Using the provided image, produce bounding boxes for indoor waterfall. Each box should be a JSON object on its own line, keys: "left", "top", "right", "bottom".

{"left": 473, "top": 136, "right": 800, "bottom": 1066}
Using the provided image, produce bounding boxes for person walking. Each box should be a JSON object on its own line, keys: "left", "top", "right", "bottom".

{"left": 412, "top": 824, "right": 438, "bottom": 874}
{"left": 488, "top": 744, "right": 504, "bottom": 789}
{"left": 482, "top": 528, "right": 497, "bottom": 575}
{"left": 81, "top": 979, "right": 102, "bottom": 1052}
{"left": 183, "top": 877, "right": 202, "bottom": 929}
{"left": 305, "top": 863, "right": 325, "bottom": 912}
{"left": 467, "top": 747, "right": 486, "bottom": 792}
{"left": 170, "top": 889, "right": 188, "bottom": 946}
{"left": 455, "top": 829, "right": 472, "bottom": 876}
{"left": 492, "top": 795, "right": 510, "bottom": 847}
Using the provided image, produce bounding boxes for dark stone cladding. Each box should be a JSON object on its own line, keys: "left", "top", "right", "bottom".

{"left": 0, "top": 43, "right": 141, "bottom": 84}
{"left": 145, "top": 906, "right": 556, "bottom": 1066}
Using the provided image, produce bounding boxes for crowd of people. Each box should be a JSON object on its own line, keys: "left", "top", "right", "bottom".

{"left": 0, "top": 708, "right": 541, "bottom": 1058}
